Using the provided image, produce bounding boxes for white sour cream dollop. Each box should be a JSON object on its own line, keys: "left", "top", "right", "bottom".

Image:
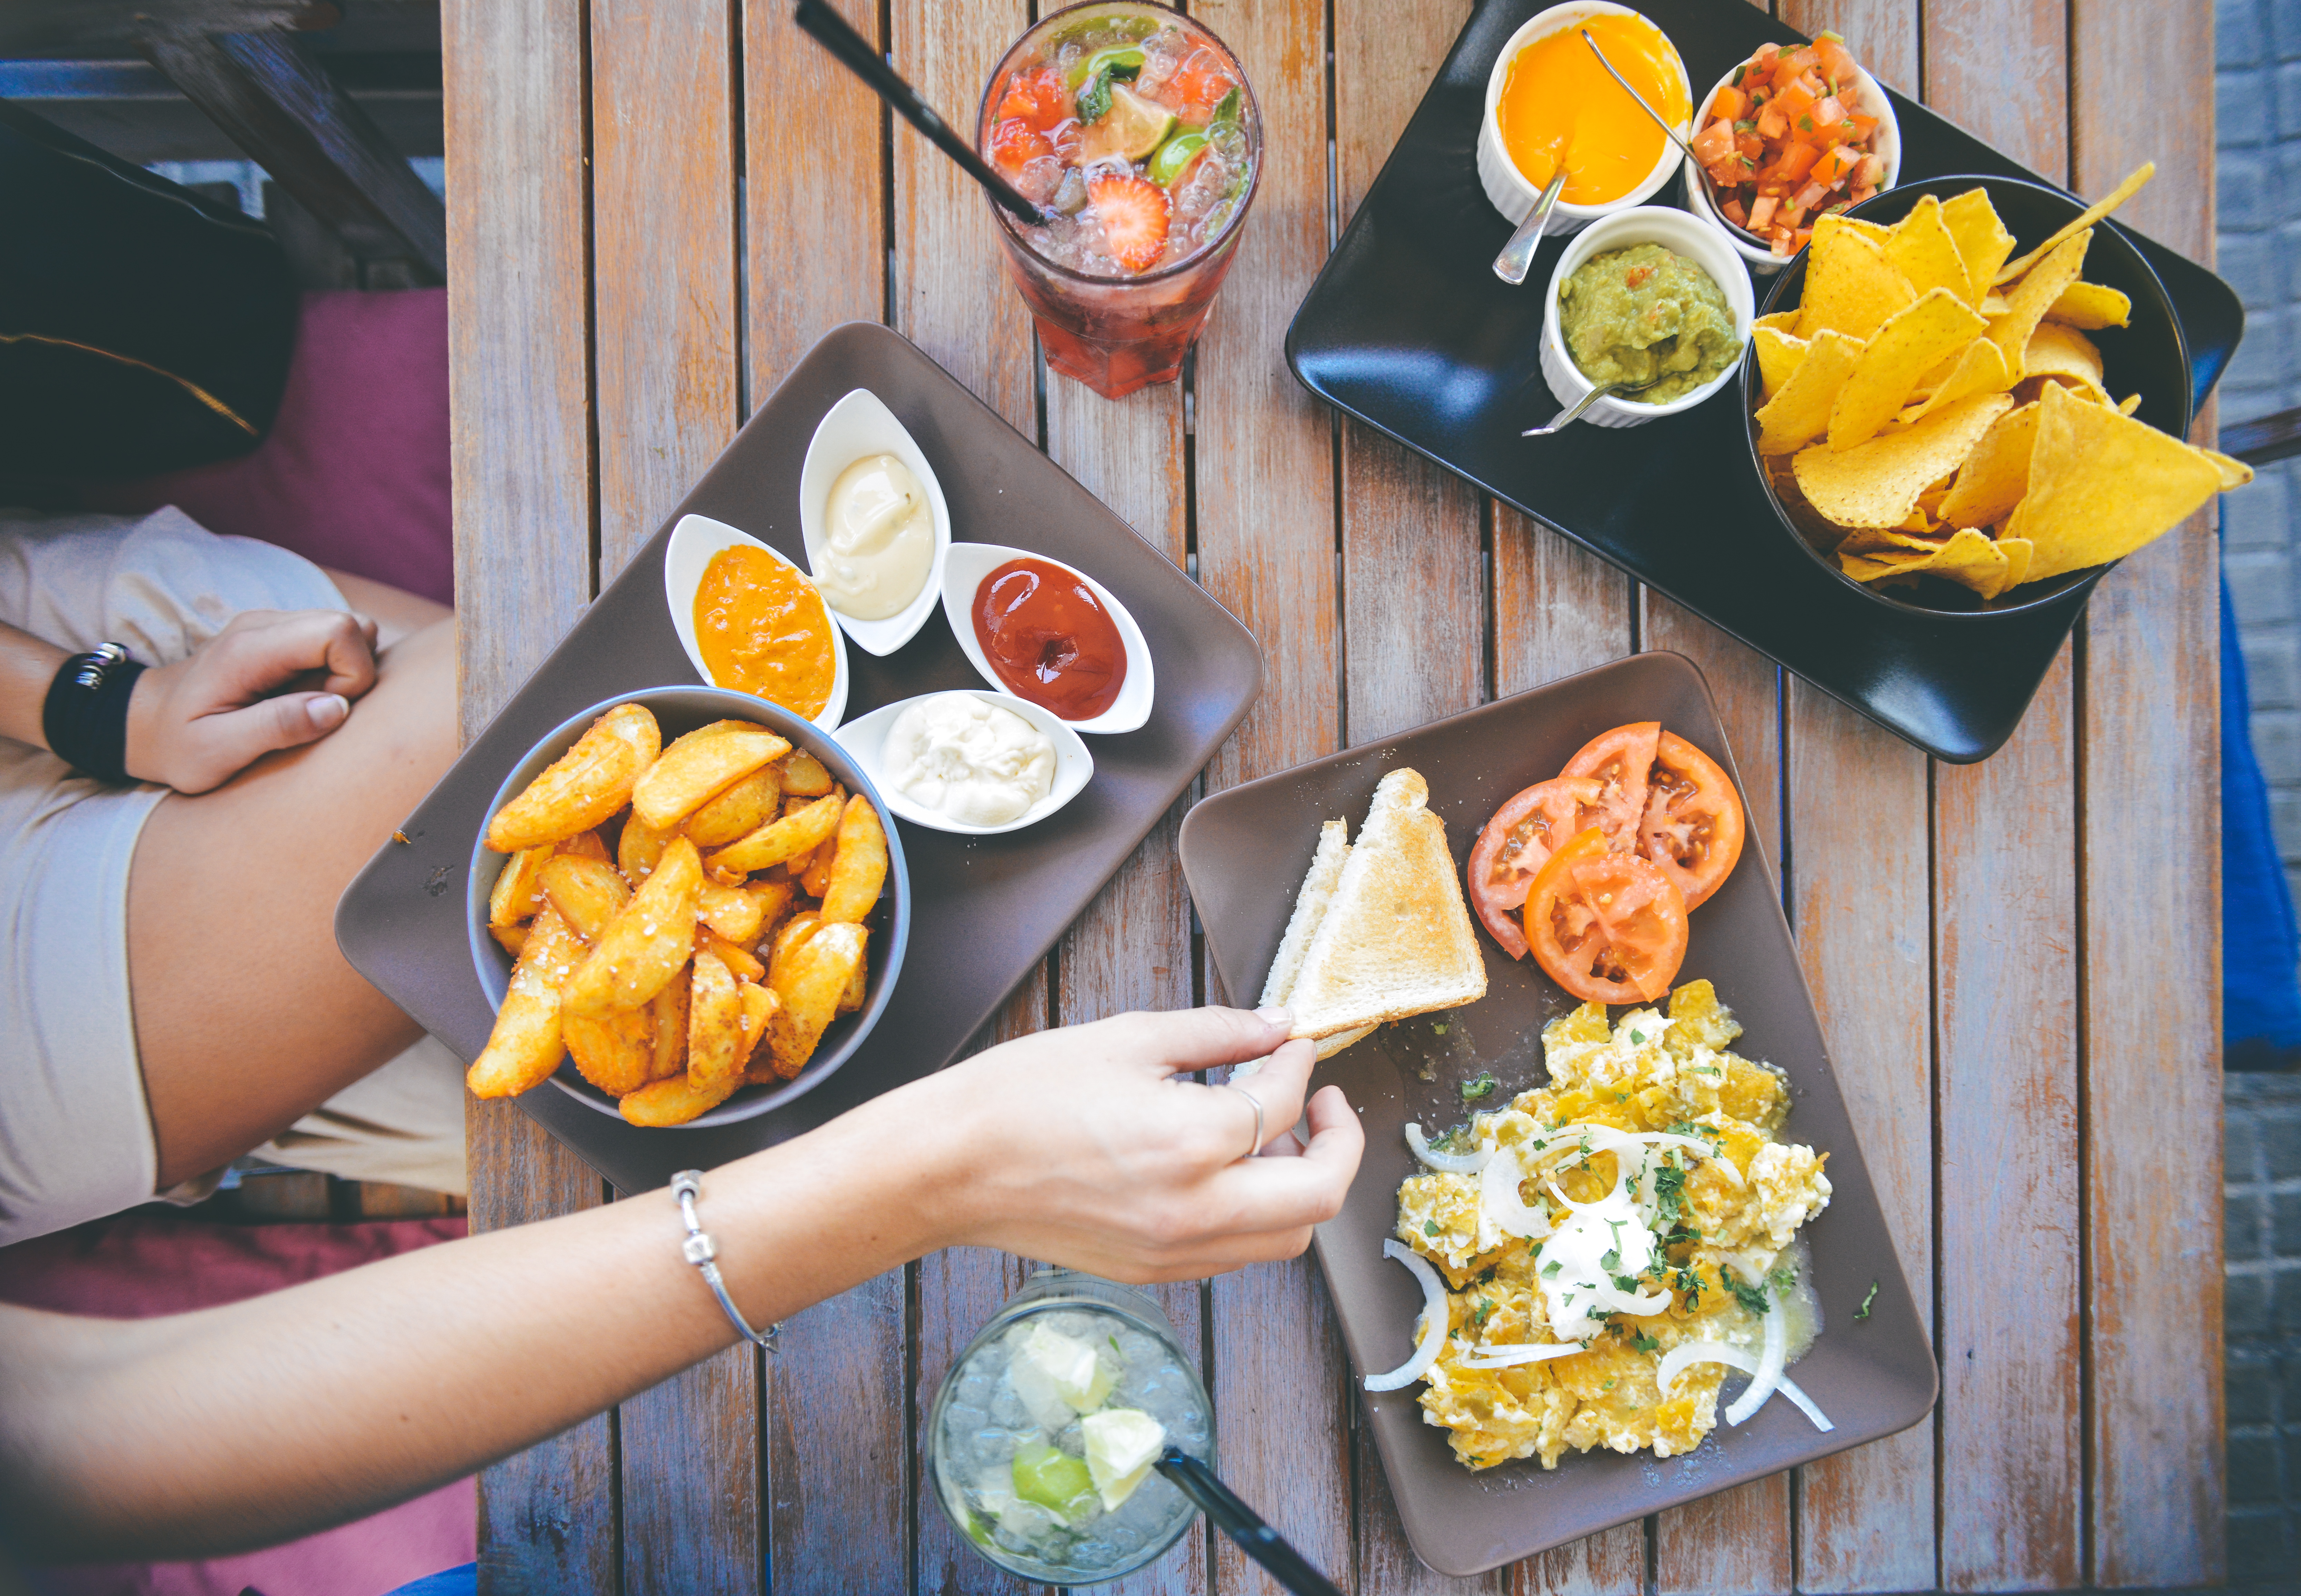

{"left": 1534, "top": 1183, "right": 1663, "bottom": 1342}
{"left": 884, "top": 695, "right": 1055, "bottom": 826}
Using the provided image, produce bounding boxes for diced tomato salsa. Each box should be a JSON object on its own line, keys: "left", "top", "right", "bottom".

{"left": 1695, "top": 35, "right": 1887, "bottom": 255}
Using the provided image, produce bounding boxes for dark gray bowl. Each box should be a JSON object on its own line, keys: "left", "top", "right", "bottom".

{"left": 1744, "top": 173, "right": 2191, "bottom": 620}
{"left": 466, "top": 685, "right": 911, "bottom": 1128}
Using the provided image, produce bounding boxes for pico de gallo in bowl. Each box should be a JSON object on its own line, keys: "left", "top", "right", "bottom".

{"left": 1683, "top": 35, "right": 1900, "bottom": 266}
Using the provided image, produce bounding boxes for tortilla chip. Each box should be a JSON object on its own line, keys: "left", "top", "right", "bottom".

{"left": 1988, "top": 536, "right": 2034, "bottom": 598}
{"left": 1799, "top": 221, "right": 1918, "bottom": 344}
{"left": 1979, "top": 293, "right": 2011, "bottom": 316}
{"left": 1901, "top": 337, "right": 2016, "bottom": 427}
{"left": 1755, "top": 310, "right": 1801, "bottom": 334}
{"left": 1838, "top": 526, "right": 2011, "bottom": 595}
{"left": 1755, "top": 330, "right": 1865, "bottom": 456}
{"left": 1839, "top": 523, "right": 1945, "bottom": 554}
{"left": 1828, "top": 288, "right": 1990, "bottom": 451}
{"left": 1754, "top": 324, "right": 1809, "bottom": 404}
{"left": 1941, "top": 188, "right": 2018, "bottom": 307}
{"left": 1937, "top": 400, "right": 2041, "bottom": 529}
{"left": 2206, "top": 448, "right": 2256, "bottom": 490}
{"left": 1996, "top": 162, "right": 2154, "bottom": 285}
{"left": 2046, "top": 280, "right": 2131, "bottom": 330}
{"left": 2119, "top": 393, "right": 2143, "bottom": 416}
{"left": 2006, "top": 381, "right": 2227, "bottom": 583}
{"left": 1883, "top": 195, "right": 1975, "bottom": 305}
{"left": 2024, "top": 321, "right": 2105, "bottom": 388}
{"left": 1839, "top": 216, "right": 1897, "bottom": 246}
{"left": 1988, "top": 230, "right": 2091, "bottom": 376}
{"left": 1792, "top": 393, "right": 2015, "bottom": 528}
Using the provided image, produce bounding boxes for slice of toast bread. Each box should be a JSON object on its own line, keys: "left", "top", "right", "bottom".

{"left": 1250, "top": 819, "right": 1375, "bottom": 1066}
{"left": 1285, "top": 768, "right": 1487, "bottom": 1041}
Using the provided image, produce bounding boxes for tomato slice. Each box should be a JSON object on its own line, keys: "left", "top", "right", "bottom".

{"left": 1560, "top": 722, "right": 1660, "bottom": 844}
{"left": 1465, "top": 776, "right": 1608, "bottom": 958}
{"left": 1523, "top": 827, "right": 1688, "bottom": 1005}
{"left": 1638, "top": 732, "right": 1746, "bottom": 910}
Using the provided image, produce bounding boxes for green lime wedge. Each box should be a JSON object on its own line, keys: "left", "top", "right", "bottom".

{"left": 1067, "top": 43, "right": 1146, "bottom": 89}
{"left": 1012, "top": 1442, "right": 1098, "bottom": 1523}
{"left": 1148, "top": 132, "right": 1209, "bottom": 187}
{"left": 1077, "top": 82, "right": 1175, "bottom": 165}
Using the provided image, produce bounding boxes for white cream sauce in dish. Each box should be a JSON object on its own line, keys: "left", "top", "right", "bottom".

{"left": 818, "top": 453, "right": 935, "bottom": 620}
{"left": 884, "top": 695, "right": 1055, "bottom": 826}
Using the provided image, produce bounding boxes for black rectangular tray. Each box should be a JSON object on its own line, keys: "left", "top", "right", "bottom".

{"left": 1284, "top": 0, "right": 2242, "bottom": 763}
{"left": 337, "top": 323, "right": 1263, "bottom": 1194}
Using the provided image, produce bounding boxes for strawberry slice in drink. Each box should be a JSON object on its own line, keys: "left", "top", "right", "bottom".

{"left": 1088, "top": 174, "right": 1171, "bottom": 273}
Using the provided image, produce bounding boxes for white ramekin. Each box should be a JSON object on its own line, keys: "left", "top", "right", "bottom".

{"left": 1476, "top": 1, "right": 1692, "bottom": 234}
{"left": 1680, "top": 52, "right": 1902, "bottom": 274}
{"left": 1537, "top": 205, "right": 1756, "bottom": 430}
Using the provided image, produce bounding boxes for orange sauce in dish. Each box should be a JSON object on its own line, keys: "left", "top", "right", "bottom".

{"left": 692, "top": 544, "right": 838, "bottom": 720}
{"left": 1497, "top": 12, "right": 1688, "bottom": 206}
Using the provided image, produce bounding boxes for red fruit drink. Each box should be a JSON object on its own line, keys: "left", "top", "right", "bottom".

{"left": 978, "top": 1, "right": 1261, "bottom": 400}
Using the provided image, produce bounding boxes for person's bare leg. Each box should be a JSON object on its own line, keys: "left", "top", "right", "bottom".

{"left": 321, "top": 569, "right": 450, "bottom": 648}
{"left": 128, "top": 615, "right": 457, "bottom": 1189}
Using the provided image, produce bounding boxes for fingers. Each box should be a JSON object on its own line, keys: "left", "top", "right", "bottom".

{"left": 175, "top": 693, "right": 352, "bottom": 792}
{"left": 1200, "top": 1085, "right": 1365, "bottom": 1236}
{"left": 215, "top": 611, "right": 381, "bottom": 704}
{"left": 1225, "top": 1034, "right": 1318, "bottom": 1151}
{"left": 1102, "top": 1004, "right": 1297, "bottom": 1081}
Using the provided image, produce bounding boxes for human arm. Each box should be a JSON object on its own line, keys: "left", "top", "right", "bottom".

{"left": 0, "top": 610, "right": 382, "bottom": 793}
{"left": 0, "top": 1006, "right": 1359, "bottom": 1561}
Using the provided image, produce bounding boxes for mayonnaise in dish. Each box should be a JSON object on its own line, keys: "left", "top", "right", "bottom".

{"left": 884, "top": 695, "right": 1055, "bottom": 827}
{"left": 817, "top": 453, "right": 934, "bottom": 620}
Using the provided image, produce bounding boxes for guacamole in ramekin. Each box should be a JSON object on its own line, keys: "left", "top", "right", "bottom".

{"left": 1559, "top": 243, "right": 1739, "bottom": 404}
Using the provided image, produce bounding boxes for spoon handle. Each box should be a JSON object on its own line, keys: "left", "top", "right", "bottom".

{"left": 1155, "top": 1450, "right": 1345, "bottom": 1596}
{"left": 1493, "top": 164, "right": 1570, "bottom": 285}
{"left": 1523, "top": 380, "right": 1624, "bottom": 436}
{"left": 1578, "top": 29, "right": 1771, "bottom": 248}
{"left": 793, "top": 0, "right": 1046, "bottom": 224}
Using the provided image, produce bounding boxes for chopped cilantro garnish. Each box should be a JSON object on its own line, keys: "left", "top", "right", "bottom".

{"left": 1653, "top": 1163, "right": 1688, "bottom": 1222}
{"left": 1601, "top": 1378, "right": 1616, "bottom": 1392}
{"left": 1633, "top": 1333, "right": 1660, "bottom": 1353}
{"left": 1798, "top": 114, "right": 1814, "bottom": 130}
{"left": 1432, "top": 1022, "right": 1449, "bottom": 1036}
{"left": 1472, "top": 1299, "right": 1494, "bottom": 1328}
{"left": 1770, "top": 1264, "right": 1798, "bottom": 1292}
{"left": 1461, "top": 1072, "right": 1498, "bottom": 1102}
{"left": 1727, "top": 1276, "right": 1771, "bottom": 1316}
{"left": 1600, "top": 1248, "right": 1620, "bottom": 1273}
{"left": 1629, "top": 1031, "right": 1645, "bottom": 1044}
{"left": 1541, "top": 1260, "right": 1562, "bottom": 1278}
{"left": 1855, "top": 1279, "right": 1880, "bottom": 1321}
{"left": 1423, "top": 1219, "right": 1440, "bottom": 1237}
{"left": 1611, "top": 1274, "right": 1641, "bottom": 1294}
{"left": 1476, "top": 1265, "right": 1498, "bottom": 1285}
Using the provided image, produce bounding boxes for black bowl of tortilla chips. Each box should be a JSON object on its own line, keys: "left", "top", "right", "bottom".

{"left": 1742, "top": 174, "right": 2204, "bottom": 619}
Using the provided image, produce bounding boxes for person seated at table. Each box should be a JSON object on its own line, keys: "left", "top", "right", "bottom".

{"left": 0, "top": 505, "right": 461, "bottom": 1245}
{"left": 0, "top": 1005, "right": 1358, "bottom": 1566}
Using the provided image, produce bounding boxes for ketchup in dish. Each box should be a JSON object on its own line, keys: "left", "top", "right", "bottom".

{"left": 971, "top": 557, "right": 1128, "bottom": 721}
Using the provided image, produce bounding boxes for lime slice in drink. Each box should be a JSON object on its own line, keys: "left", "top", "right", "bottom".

{"left": 1082, "top": 1408, "right": 1167, "bottom": 1510}
{"left": 1019, "top": 1322, "right": 1116, "bottom": 1413}
{"left": 1012, "top": 1441, "right": 1098, "bottom": 1524}
{"left": 1079, "top": 83, "right": 1177, "bottom": 165}
{"left": 1067, "top": 43, "right": 1147, "bottom": 88}
{"left": 1148, "top": 132, "right": 1209, "bottom": 187}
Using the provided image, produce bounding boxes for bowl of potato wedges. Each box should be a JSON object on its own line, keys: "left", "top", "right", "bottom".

{"left": 464, "top": 686, "right": 909, "bottom": 1128}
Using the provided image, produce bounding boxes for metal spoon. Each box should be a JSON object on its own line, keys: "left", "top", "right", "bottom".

{"left": 1578, "top": 28, "right": 1770, "bottom": 249}
{"left": 1523, "top": 377, "right": 1662, "bottom": 436}
{"left": 1493, "top": 160, "right": 1570, "bottom": 285}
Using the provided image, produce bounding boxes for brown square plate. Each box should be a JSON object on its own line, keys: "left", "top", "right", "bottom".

{"left": 1177, "top": 652, "right": 1936, "bottom": 1576}
{"left": 336, "top": 322, "right": 1263, "bottom": 1195}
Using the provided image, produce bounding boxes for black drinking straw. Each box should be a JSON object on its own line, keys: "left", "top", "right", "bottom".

{"left": 1154, "top": 1449, "right": 1346, "bottom": 1596}
{"left": 791, "top": 0, "right": 1050, "bottom": 224}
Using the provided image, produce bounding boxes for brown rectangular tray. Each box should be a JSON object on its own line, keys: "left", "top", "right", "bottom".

{"left": 336, "top": 322, "right": 1263, "bottom": 1195}
{"left": 1177, "top": 652, "right": 1936, "bottom": 1576}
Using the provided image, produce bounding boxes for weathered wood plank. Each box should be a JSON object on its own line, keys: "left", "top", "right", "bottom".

{"left": 734, "top": 3, "right": 908, "bottom": 1586}
{"left": 742, "top": 0, "right": 883, "bottom": 405}
{"left": 587, "top": 3, "right": 755, "bottom": 1590}
{"left": 590, "top": 0, "right": 740, "bottom": 582}
{"left": 1183, "top": 0, "right": 1351, "bottom": 1588}
{"left": 2070, "top": 1, "right": 2223, "bottom": 1582}
{"left": 444, "top": 0, "right": 613, "bottom": 1587}
{"left": 1923, "top": 4, "right": 2083, "bottom": 1586}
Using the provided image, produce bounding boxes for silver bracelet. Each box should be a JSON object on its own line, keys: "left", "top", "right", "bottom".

{"left": 670, "top": 1170, "right": 778, "bottom": 1352}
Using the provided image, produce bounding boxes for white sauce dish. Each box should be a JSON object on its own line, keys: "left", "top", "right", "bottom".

{"left": 833, "top": 689, "right": 1094, "bottom": 837}
{"left": 799, "top": 388, "right": 952, "bottom": 656}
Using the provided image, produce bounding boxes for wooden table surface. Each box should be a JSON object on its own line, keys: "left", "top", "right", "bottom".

{"left": 443, "top": 0, "right": 2224, "bottom": 1589}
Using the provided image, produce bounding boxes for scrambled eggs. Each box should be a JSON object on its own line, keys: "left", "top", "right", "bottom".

{"left": 1394, "top": 981, "right": 1830, "bottom": 1470}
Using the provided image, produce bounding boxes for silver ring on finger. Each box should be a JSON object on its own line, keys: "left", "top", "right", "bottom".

{"left": 1226, "top": 1083, "right": 1264, "bottom": 1162}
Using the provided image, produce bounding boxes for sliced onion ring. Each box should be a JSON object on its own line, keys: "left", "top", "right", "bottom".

{"left": 1458, "top": 1342, "right": 1585, "bottom": 1369}
{"left": 1405, "top": 1121, "right": 1489, "bottom": 1175}
{"left": 1654, "top": 1339, "right": 1833, "bottom": 1432}
{"left": 1364, "top": 1239, "right": 1450, "bottom": 1392}
{"left": 1724, "top": 1276, "right": 1789, "bottom": 1426}
{"left": 1480, "top": 1148, "right": 1552, "bottom": 1240}
{"left": 1543, "top": 1177, "right": 1618, "bottom": 1217}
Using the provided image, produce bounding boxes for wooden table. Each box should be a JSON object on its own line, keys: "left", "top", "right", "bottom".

{"left": 443, "top": 0, "right": 2224, "bottom": 1588}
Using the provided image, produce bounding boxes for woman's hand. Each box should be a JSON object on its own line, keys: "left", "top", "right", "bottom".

{"left": 905, "top": 1006, "right": 1364, "bottom": 1283}
{"left": 124, "top": 609, "right": 380, "bottom": 793}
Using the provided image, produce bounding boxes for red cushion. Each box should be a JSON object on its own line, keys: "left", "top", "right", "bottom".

{"left": 77, "top": 289, "right": 453, "bottom": 607}
{"left": 0, "top": 1209, "right": 476, "bottom": 1596}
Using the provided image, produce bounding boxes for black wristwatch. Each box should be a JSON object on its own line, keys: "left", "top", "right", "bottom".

{"left": 42, "top": 642, "right": 147, "bottom": 785}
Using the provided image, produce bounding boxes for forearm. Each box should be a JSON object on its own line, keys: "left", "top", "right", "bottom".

{"left": 0, "top": 619, "right": 66, "bottom": 752}
{"left": 0, "top": 1085, "right": 971, "bottom": 1561}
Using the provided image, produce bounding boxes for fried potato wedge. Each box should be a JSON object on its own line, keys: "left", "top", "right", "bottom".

{"left": 539, "top": 854, "right": 632, "bottom": 942}
{"left": 838, "top": 958, "right": 866, "bottom": 1015}
{"left": 618, "top": 813, "right": 676, "bottom": 886}
{"left": 489, "top": 922, "right": 528, "bottom": 958}
{"left": 707, "top": 793, "right": 844, "bottom": 876}
{"left": 738, "top": 980, "right": 776, "bottom": 1064}
{"left": 488, "top": 844, "right": 553, "bottom": 927}
{"left": 562, "top": 837, "right": 703, "bottom": 1016}
{"left": 557, "top": 829, "right": 612, "bottom": 863}
{"left": 770, "top": 909, "right": 821, "bottom": 968}
{"left": 801, "top": 843, "right": 835, "bottom": 898}
{"left": 686, "top": 948, "right": 746, "bottom": 1090}
{"left": 468, "top": 906, "right": 585, "bottom": 1097}
{"left": 632, "top": 721, "right": 791, "bottom": 831}
{"left": 685, "top": 764, "right": 783, "bottom": 848}
{"left": 768, "top": 920, "right": 867, "bottom": 1078}
{"left": 778, "top": 748, "right": 834, "bottom": 797}
{"left": 697, "top": 880, "right": 774, "bottom": 946}
{"left": 700, "top": 929, "right": 767, "bottom": 985}
{"left": 819, "top": 796, "right": 889, "bottom": 924}
{"left": 618, "top": 1071, "right": 738, "bottom": 1127}
{"left": 648, "top": 974, "right": 689, "bottom": 1081}
{"left": 565, "top": 1006, "right": 653, "bottom": 1096}
{"left": 486, "top": 703, "right": 660, "bottom": 852}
